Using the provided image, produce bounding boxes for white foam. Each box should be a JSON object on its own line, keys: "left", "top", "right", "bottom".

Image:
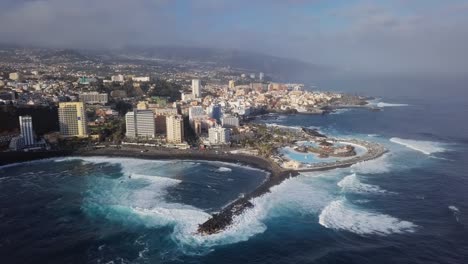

{"left": 171, "top": 175, "right": 334, "bottom": 254}
{"left": 331, "top": 108, "right": 351, "bottom": 115}
{"left": 376, "top": 102, "right": 409, "bottom": 107}
{"left": 449, "top": 205, "right": 461, "bottom": 223}
{"left": 217, "top": 167, "right": 232, "bottom": 172}
{"left": 449, "top": 205, "right": 460, "bottom": 213}
{"left": 319, "top": 199, "right": 417, "bottom": 235}
{"left": 78, "top": 156, "right": 274, "bottom": 255}
{"left": 79, "top": 153, "right": 411, "bottom": 253}
{"left": 338, "top": 174, "right": 389, "bottom": 194}
{"left": 265, "top": 123, "right": 302, "bottom": 130}
{"left": 390, "top": 138, "right": 447, "bottom": 155}
{"left": 84, "top": 157, "right": 168, "bottom": 175}
{"left": 351, "top": 153, "right": 392, "bottom": 174}
{"left": 130, "top": 173, "right": 181, "bottom": 185}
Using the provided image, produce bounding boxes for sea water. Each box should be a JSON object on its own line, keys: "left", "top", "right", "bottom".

{"left": 1, "top": 87, "right": 468, "bottom": 263}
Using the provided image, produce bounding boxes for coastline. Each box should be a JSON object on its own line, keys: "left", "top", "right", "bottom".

{"left": 0, "top": 139, "right": 387, "bottom": 235}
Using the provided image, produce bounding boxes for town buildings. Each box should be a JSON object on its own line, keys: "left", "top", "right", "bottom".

{"left": 132, "top": 76, "right": 150, "bottom": 82}
{"left": 9, "top": 72, "right": 21, "bottom": 81}
{"left": 189, "top": 106, "right": 205, "bottom": 120}
{"left": 208, "top": 126, "right": 231, "bottom": 145}
{"left": 125, "top": 109, "right": 156, "bottom": 138}
{"left": 221, "top": 115, "right": 240, "bottom": 128}
{"left": 19, "top": 116, "right": 35, "bottom": 146}
{"left": 207, "top": 104, "right": 222, "bottom": 122}
{"left": 111, "top": 74, "right": 125, "bottom": 82}
{"left": 166, "top": 115, "right": 184, "bottom": 143}
{"left": 192, "top": 79, "right": 201, "bottom": 98}
{"left": 58, "top": 102, "right": 88, "bottom": 137}
{"left": 79, "top": 92, "right": 108, "bottom": 104}
{"left": 228, "top": 80, "right": 235, "bottom": 89}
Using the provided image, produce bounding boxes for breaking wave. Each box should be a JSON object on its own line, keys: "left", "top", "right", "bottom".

{"left": 76, "top": 155, "right": 414, "bottom": 254}
{"left": 78, "top": 157, "right": 274, "bottom": 255}
{"left": 390, "top": 138, "right": 447, "bottom": 155}
{"left": 351, "top": 153, "right": 392, "bottom": 174}
{"left": 449, "top": 205, "right": 460, "bottom": 223}
{"left": 265, "top": 123, "right": 302, "bottom": 130}
{"left": 331, "top": 108, "right": 351, "bottom": 115}
{"left": 319, "top": 199, "right": 417, "bottom": 235}
{"left": 173, "top": 175, "right": 334, "bottom": 253}
{"left": 376, "top": 102, "right": 409, "bottom": 107}
{"left": 56, "top": 156, "right": 169, "bottom": 176}
{"left": 130, "top": 173, "right": 182, "bottom": 185}
{"left": 338, "top": 174, "right": 389, "bottom": 194}
{"left": 217, "top": 167, "right": 232, "bottom": 172}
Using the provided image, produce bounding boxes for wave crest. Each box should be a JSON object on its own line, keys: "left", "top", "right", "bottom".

{"left": 217, "top": 167, "right": 232, "bottom": 172}
{"left": 390, "top": 137, "right": 447, "bottom": 155}
{"left": 338, "top": 174, "right": 389, "bottom": 194}
{"left": 376, "top": 102, "right": 409, "bottom": 107}
{"left": 351, "top": 153, "right": 391, "bottom": 174}
{"left": 319, "top": 199, "right": 417, "bottom": 235}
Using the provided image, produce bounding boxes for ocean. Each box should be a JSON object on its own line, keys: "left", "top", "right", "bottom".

{"left": 1, "top": 77, "right": 467, "bottom": 263}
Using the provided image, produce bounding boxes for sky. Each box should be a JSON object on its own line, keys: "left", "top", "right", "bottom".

{"left": 0, "top": 0, "right": 467, "bottom": 74}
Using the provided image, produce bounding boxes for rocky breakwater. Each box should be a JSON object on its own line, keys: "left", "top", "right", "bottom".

{"left": 198, "top": 164, "right": 297, "bottom": 235}
{"left": 198, "top": 139, "right": 387, "bottom": 235}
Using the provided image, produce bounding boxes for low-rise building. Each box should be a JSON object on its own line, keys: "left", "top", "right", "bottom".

{"left": 79, "top": 92, "right": 108, "bottom": 104}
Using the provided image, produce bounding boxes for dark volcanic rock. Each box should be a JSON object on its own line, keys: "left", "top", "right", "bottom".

{"left": 302, "top": 127, "right": 327, "bottom": 138}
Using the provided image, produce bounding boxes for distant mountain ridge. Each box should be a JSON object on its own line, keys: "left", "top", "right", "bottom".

{"left": 0, "top": 43, "right": 335, "bottom": 82}
{"left": 112, "top": 46, "right": 334, "bottom": 81}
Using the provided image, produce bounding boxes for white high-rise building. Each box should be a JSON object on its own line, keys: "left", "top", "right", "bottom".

{"left": 19, "top": 116, "right": 35, "bottom": 146}
{"left": 125, "top": 109, "right": 155, "bottom": 138}
{"left": 208, "top": 126, "right": 231, "bottom": 145}
{"left": 259, "top": 72, "right": 264, "bottom": 81}
{"left": 166, "top": 115, "right": 184, "bottom": 143}
{"left": 192, "top": 79, "right": 201, "bottom": 98}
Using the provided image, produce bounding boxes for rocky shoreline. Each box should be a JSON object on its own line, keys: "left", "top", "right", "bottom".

{"left": 0, "top": 139, "right": 387, "bottom": 235}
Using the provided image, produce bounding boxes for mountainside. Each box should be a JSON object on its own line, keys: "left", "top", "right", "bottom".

{"left": 0, "top": 43, "right": 335, "bottom": 82}
{"left": 109, "top": 46, "right": 335, "bottom": 81}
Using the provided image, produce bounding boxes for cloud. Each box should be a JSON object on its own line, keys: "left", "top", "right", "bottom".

{"left": 0, "top": 0, "right": 174, "bottom": 48}
{"left": 0, "top": 0, "right": 467, "bottom": 74}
